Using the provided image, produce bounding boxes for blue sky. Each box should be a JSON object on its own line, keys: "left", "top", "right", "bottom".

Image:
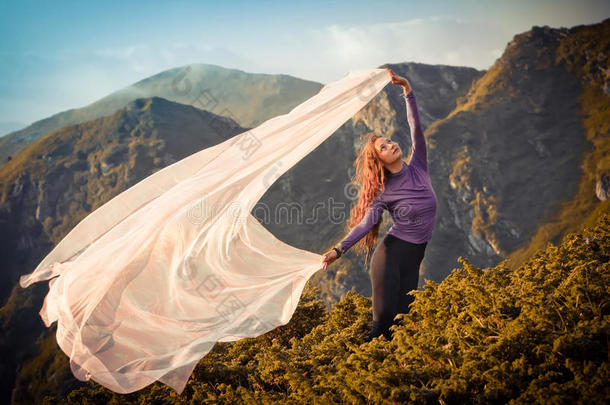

{"left": 1, "top": 0, "right": 608, "bottom": 134}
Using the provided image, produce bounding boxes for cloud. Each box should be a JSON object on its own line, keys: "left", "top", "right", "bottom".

{"left": 91, "top": 42, "right": 255, "bottom": 75}
{"left": 93, "top": 44, "right": 153, "bottom": 74}
{"left": 305, "top": 15, "right": 512, "bottom": 77}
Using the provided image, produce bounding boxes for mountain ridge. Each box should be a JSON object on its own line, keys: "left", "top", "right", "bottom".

{"left": 0, "top": 64, "right": 324, "bottom": 165}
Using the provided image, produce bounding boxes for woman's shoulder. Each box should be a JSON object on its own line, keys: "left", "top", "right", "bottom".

{"left": 408, "top": 159, "right": 429, "bottom": 175}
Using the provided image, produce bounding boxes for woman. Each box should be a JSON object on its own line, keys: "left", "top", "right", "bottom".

{"left": 321, "top": 68, "right": 438, "bottom": 342}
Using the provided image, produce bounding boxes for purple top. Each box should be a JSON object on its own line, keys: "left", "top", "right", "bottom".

{"left": 338, "top": 91, "right": 437, "bottom": 252}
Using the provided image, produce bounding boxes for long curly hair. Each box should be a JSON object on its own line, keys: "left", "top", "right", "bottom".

{"left": 344, "top": 131, "right": 394, "bottom": 266}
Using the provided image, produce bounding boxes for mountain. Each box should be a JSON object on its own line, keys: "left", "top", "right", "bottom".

{"left": 0, "top": 97, "right": 246, "bottom": 304}
{"left": 0, "top": 63, "right": 323, "bottom": 165}
{"left": 503, "top": 19, "right": 610, "bottom": 267}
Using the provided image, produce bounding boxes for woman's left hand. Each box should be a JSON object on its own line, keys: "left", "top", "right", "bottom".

{"left": 385, "top": 68, "right": 410, "bottom": 92}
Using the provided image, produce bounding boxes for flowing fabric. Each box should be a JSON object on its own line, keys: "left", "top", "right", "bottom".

{"left": 19, "top": 68, "right": 391, "bottom": 394}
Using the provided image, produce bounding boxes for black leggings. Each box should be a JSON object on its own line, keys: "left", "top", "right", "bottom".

{"left": 367, "top": 233, "right": 427, "bottom": 342}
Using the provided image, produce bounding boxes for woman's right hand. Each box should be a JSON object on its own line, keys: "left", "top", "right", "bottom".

{"left": 321, "top": 249, "right": 339, "bottom": 270}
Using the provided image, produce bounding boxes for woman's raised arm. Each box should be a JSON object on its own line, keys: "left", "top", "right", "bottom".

{"left": 386, "top": 68, "right": 428, "bottom": 172}
{"left": 404, "top": 90, "right": 427, "bottom": 171}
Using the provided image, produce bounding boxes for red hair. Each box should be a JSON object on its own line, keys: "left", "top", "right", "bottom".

{"left": 344, "top": 131, "right": 392, "bottom": 266}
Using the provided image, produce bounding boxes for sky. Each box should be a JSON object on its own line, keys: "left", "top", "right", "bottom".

{"left": 0, "top": 0, "right": 609, "bottom": 134}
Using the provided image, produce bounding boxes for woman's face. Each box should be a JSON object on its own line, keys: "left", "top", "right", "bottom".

{"left": 374, "top": 137, "right": 402, "bottom": 165}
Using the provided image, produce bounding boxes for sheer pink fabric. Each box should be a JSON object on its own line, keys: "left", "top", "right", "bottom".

{"left": 19, "top": 68, "right": 391, "bottom": 394}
